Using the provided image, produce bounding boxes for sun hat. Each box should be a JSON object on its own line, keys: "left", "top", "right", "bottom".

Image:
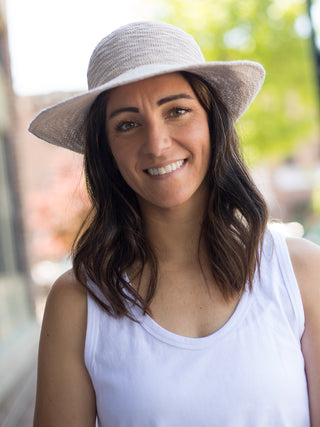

{"left": 28, "top": 20, "right": 265, "bottom": 154}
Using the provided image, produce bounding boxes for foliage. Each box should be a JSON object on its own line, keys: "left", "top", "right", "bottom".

{"left": 27, "top": 160, "right": 90, "bottom": 262}
{"left": 151, "top": 0, "right": 319, "bottom": 163}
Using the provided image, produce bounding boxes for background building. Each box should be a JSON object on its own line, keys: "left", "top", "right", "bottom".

{"left": 0, "top": 1, "right": 38, "bottom": 425}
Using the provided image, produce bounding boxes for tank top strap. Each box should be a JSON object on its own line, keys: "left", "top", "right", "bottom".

{"left": 262, "top": 227, "right": 305, "bottom": 340}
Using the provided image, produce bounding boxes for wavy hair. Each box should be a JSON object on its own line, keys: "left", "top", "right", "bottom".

{"left": 72, "top": 71, "right": 269, "bottom": 317}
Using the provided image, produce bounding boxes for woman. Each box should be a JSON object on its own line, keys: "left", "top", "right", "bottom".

{"left": 29, "top": 21, "right": 320, "bottom": 426}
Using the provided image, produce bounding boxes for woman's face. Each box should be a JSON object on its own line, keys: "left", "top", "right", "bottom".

{"left": 105, "top": 72, "right": 211, "bottom": 211}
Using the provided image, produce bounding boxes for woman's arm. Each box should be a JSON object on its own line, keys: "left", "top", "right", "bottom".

{"left": 33, "top": 270, "right": 96, "bottom": 427}
{"left": 287, "top": 237, "right": 320, "bottom": 427}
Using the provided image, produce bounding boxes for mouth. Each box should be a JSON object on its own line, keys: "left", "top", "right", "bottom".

{"left": 145, "top": 159, "right": 186, "bottom": 176}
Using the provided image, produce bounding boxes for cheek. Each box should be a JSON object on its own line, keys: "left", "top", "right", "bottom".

{"left": 184, "top": 122, "right": 211, "bottom": 156}
{"left": 110, "top": 148, "right": 138, "bottom": 188}
{"left": 109, "top": 143, "right": 129, "bottom": 169}
{"left": 113, "top": 156, "right": 131, "bottom": 180}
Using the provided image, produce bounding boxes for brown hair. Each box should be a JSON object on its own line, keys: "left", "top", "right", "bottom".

{"left": 72, "top": 71, "right": 269, "bottom": 317}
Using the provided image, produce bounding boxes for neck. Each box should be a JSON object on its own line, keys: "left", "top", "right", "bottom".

{"left": 139, "top": 190, "right": 208, "bottom": 265}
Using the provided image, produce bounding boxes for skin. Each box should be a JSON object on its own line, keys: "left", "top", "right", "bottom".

{"left": 106, "top": 72, "right": 211, "bottom": 212}
{"left": 288, "top": 237, "right": 320, "bottom": 426}
{"left": 33, "top": 73, "right": 320, "bottom": 426}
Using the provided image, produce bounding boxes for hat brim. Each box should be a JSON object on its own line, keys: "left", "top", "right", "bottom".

{"left": 28, "top": 60, "right": 265, "bottom": 154}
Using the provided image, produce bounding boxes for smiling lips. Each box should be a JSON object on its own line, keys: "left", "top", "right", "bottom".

{"left": 146, "top": 159, "right": 185, "bottom": 176}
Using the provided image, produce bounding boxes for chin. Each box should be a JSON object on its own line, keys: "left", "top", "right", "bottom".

{"left": 144, "top": 193, "right": 200, "bottom": 211}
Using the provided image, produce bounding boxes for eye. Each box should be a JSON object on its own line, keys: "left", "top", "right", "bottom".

{"left": 115, "top": 120, "right": 139, "bottom": 132}
{"left": 167, "top": 107, "right": 191, "bottom": 118}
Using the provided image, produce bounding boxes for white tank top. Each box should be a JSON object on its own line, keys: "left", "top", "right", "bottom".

{"left": 85, "top": 229, "right": 310, "bottom": 426}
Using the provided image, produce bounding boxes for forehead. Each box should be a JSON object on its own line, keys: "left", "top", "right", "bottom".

{"left": 107, "top": 72, "right": 194, "bottom": 106}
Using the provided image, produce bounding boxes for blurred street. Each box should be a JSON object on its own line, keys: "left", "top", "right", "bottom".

{"left": 0, "top": 291, "right": 46, "bottom": 427}
{"left": 1, "top": 364, "right": 36, "bottom": 427}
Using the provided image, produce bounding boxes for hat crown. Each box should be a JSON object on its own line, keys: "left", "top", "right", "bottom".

{"left": 87, "top": 21, "right": 205, "bottom": 90}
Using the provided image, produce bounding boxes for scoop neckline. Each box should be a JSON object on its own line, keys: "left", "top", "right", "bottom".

{"left": 130, "top": 285, "right": 252, "bottom": 350}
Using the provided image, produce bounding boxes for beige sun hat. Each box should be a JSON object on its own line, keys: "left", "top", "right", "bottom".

{"left": 28, "top": 20, "right": 265, "bottom": 154}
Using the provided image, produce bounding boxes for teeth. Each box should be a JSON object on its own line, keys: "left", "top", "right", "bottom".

{"left": 147, "top": 160, "right": 185, "bottom": 176}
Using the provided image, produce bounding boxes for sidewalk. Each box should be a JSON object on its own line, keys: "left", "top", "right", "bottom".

{"left": 15, "top": 385, "right": 36, "bottom": 427}
{"left": 13, "top": 367, "right": 36, "bottom": 427}
{"left": 1, "top": 359, "right": 37, "bottom": 427}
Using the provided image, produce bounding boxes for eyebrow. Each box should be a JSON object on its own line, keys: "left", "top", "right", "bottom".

{"left": 108, "top": 93, "right": 193, "bottom": 119}
{"left": 157, "top": 93, "right": 193, "bottom": 106}
{"left": 108, "top": 106, "right": 139, "bottom": 119}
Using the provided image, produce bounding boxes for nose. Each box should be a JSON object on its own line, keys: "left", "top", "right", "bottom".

{"left": 141, "top": 119, "right": 171, "bottom": 158}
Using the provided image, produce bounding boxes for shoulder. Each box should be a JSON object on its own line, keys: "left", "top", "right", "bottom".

{"left": 40, "top": 269, "right": 88, "bottom": 352}
{"left": 46, "top": 268, "right": 87, "bottom": 311}
{"left": 285, "top": 236, "right": 320, "bottom": 344}
{"left": 286, "top": 236, "right": 320, "bottom": 272}
{"left": 286, "top": 236, "right": 320, "bottom": 424}
{"left": 44, "top": 268, "right": 87, "bottom": 315}
{"left": 286, "top": 236, "right": 320, "bottom": 311}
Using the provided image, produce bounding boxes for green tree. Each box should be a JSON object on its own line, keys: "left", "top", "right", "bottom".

{"left": 152, "top": 0, "right": 319, "bottom": 163}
